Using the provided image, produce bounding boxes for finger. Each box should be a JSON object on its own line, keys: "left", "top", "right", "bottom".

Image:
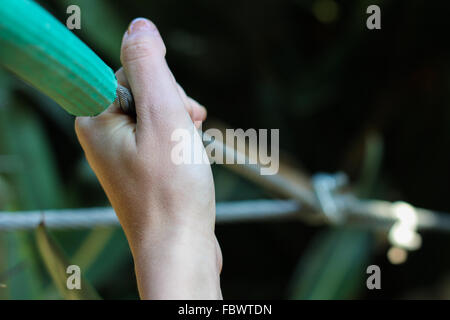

{"left": 117, "top": 64, "right": 204, "bottom": 125}
{"left": 174, "top": 83, "right": 194, "bottom": 119}
{"left": 187, "top": 96, "right": 207, "bottom": 123}
{"left": 175, "top": 82, "right": 207, "bottom": 123}
{"left": 131, "top": 41, "right": 205, "bottom": 126}
{"left": 166, "top": 61, "right": 207, "bottom": 125}
{"left": 120, "top": 18, "right": 188, "bottom": 131}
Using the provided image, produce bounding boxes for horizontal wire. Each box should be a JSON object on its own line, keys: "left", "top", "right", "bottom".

{"left": 0, "top": 198, "right": 449, "bottom": 232}
{"left": 0, "top": 127, "right": 448, "bottom": 233}
{"left": 344, "top": 198, "right": 450, "bottom": 232}
{"left": 0, "top": 200, "right": 302, "bottom": 231}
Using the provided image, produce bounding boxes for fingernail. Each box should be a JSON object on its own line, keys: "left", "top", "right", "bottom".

{"left": 127, "top": 18, "right": 152, "bottom": 35}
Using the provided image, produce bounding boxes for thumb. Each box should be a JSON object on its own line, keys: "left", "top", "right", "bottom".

{"left": 120, "top": 18, "right": 190, "bottom": 137}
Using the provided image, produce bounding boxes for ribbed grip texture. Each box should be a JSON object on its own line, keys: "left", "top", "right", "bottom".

{"left": 0, "top": 0, "right": 117, "bottom": 116}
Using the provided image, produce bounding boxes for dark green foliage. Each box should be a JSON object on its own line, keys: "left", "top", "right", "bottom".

{"left": 0, "top": 0, "right": 449, "bottom": 299}
{"left": 35, "top": 223, "right": 101, "bottom": 300}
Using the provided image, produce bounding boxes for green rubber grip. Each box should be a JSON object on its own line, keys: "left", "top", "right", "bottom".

{"left": 0, "top": 0, "right": 117, "bottom": 116}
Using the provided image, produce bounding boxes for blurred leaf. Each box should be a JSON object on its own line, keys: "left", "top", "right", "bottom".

{"left": 1, "top": 0, "right": 131, "bottom": 296}
{"left": 0, "top": 73, "right": 54, "bottom": 299}
{"left": 80, "top": 229, "right": 132, "bottom": 287}
{"left": 71, "top": 227, "right": 115, "bottom": 272}
{"left": 35, "top": 223, "right": 101, "bottom": 300}
{"left": 0, "top": 231, "right": 41, "bottom": 299}
{"left": 0, "top": 101, "right": 65, "bottom": 210}
{"left": 289, "top": 227, "right": 373, "bottom": 299}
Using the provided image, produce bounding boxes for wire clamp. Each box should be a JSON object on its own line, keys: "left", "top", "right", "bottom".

{"left": 312, "top": 172, "right": 348, "bottom": 224}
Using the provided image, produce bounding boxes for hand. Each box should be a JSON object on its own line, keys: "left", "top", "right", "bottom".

{"left": 75, "top": 18, "right": 222, "bottom": 299}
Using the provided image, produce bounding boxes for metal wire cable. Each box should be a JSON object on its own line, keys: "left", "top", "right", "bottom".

{"left": 0, "top": 200, "right": 302, "bottom": 231}
{"left": 1, "top": 197, "right": 449, "bottom": 232}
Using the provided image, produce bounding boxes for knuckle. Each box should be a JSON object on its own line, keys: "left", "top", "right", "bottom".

{"left": 120, "top": 35, "right": 166, "bottom": 65}
{"left": 74, "top": 117, "right": 93, "bottom": 141}
{"left": 74, "top": 117, "right": 87, "bottom": 133}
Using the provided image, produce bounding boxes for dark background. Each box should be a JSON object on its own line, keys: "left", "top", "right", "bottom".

{"left": 0, "top": 0, "right": 450, "bottom": 299}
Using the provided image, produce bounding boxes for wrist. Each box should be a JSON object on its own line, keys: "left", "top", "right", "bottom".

{"left": 129, "top": 222, "right": 217, "bottom": 255}
{"left": 129, "top": 224, "right": 222, "bottom": 299}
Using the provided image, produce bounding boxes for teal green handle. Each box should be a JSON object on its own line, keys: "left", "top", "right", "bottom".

{"left": 0, "top": 0, "right": 117, "bottom": 116}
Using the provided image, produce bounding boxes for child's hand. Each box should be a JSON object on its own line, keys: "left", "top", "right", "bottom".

{"left": 75, "top": 18, "right": 222, "bottom": 299}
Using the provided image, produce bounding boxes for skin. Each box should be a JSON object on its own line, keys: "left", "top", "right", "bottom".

{"left": 75, "top": 18, "right": 222, "bottom": 299}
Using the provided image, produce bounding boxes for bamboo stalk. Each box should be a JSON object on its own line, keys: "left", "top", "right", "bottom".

{"left": 0, "top": 0, "right": 117, "bottom": 116}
